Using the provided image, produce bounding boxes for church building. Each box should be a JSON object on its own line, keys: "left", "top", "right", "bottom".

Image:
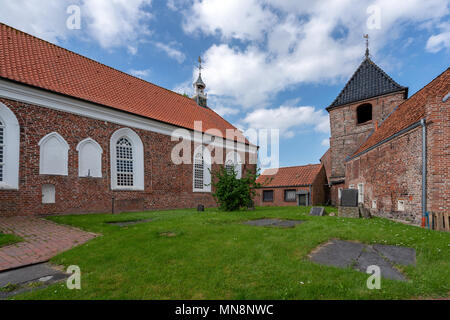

{"left": 0, "top": 23, "right": 257, "bottom": 216}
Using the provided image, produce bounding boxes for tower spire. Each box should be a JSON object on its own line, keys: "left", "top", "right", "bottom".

{"left": 193, "top": 56, "right": 208, "bottom": 108}
{"left": 364, "top": 34, "right": 370, "bottom": 59}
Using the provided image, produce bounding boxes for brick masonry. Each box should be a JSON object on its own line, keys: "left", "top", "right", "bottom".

{"left": 0, "top": 97, "right": 256, "bottom": 216}
{"left": 0, "top": 216, "right": 97, "bottom": 271}
{"left": 345, "top": 86, "right": 449, "bottom": 225}
{"left": 328, "top": 92, "right": 406, "bottom": 206}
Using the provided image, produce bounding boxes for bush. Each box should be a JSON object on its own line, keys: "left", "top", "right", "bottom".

{"left": 211, "top": 166, "right": 261, "bottom": 211}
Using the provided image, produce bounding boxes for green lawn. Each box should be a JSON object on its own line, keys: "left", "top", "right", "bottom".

{"left": 0, "top": 232, "right": 22, "bottom": 248}
{"left": 13, "top": 206, "right": 450, "bottom": 300}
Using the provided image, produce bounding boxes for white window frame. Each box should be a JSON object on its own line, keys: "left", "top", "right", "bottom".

{"left": 225, "top": 151, "right": 242, "bottom": 179}
{"left": 76, "top": 138, "right": 103, "bottom": 178}
{"left": 193, "top": 145, "right": 211, "bottom": 193}
{"left": 0, "top": 103, "right": 20, "bottom": 190}
{"left": 357, "top": 183, "right": 364, "bottom": 204}
{"left": 39, "top": 132, "right": 70, "bottom": 176}
{"left": 110, "top": 128, "right": 144, "bottom": 191}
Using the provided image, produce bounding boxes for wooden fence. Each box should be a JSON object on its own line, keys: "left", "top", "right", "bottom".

{"left": 431, "top": 212, "right": 450, "bottom": 232}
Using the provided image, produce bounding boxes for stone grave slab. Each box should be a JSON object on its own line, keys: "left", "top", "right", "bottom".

{"left": 373, "top": 244, "right": 416, "bottom": 266}
{"left": 309, "top": 240, "right": 416, "bottom": 282}
{"left": 106, "top": 218, "right": 153, "bottom": 227}
{"left": 243, "top": 219, "right": 304, "bottom": 228}
{"left": 310, "top": 207, "right": 325, "bottom": 216}
{"left": 310, "top": 240, "right": 364, "bottom": 268}
{"left": 341, "top": 189, "right": 358, "bottom": 207}
{"left": 356, "top": 247, "right": 406, "bottom": 281}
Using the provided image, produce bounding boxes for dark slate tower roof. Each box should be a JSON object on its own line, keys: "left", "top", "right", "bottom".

{"left": 327, "top": 58, "right": 408, "bottom": 111}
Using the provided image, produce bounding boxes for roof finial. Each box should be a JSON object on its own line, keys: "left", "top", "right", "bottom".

{"left": 364, "top": 34, "right": 370, "bottom": 59}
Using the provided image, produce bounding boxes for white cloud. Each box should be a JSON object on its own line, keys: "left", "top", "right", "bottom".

{"left": 0, "top": 0, "right": 70, "bottom": 43}
{"left": 82, "top": 0, "right": 152, "bottom": 49}
{"left": 183, "top": 0, "right": 277, "bottom": 41}
{"left": 0, "top": 0, "right": 153, "bottom": 50}
{"left": 241, "top": 105, "right": 330, "bottom": 138}
{"left": 321, "top": 138, "right": 330, "bottom": 147}
{"left": 426, "top": 22, "right": 450, "bottom": 53}
{"left": 129, "top": 68, "right": 151, "bottom": 78}
{"left": 181, "top": 0, "right": 449, "bottom": 108}
{"left": 154, "top": 42, "right": 186, "bottom": 63}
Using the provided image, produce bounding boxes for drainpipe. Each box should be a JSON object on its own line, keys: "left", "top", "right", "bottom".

{"left": 309, "top": 185, "right": 312, "bottom": 206}
{"left": 421, "top": 119, "right": 427, "bottom": 228}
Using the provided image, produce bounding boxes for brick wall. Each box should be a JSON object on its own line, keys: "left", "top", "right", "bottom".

{"left": 425, "top": 92, "right": 450, "bottom": 215}
{"left": 256, "top": 186, "right": 310, "bottom": 207}
{"left": 346, "top": 127, "right": 423, "bottom": 224}
{"left": 255, "top": 166, "right": 328, "bottom": 207}
{"left": 0, "top": 98, "right": 256, "bottom": 216}
{"left": 329, "top": 92, "right": 406, "bottom": 182}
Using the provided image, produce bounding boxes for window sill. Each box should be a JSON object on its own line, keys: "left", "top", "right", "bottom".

{"left": 193, "top": 189, "right": 211, "bottom": 193}
{"left": 0, "top": 183, "right": 18, "bottom": 190}
{"left": 111, "top": 186, "right": 145, "bottom": 191}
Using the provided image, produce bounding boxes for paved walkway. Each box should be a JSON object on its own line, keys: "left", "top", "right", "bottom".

{"left": 0, "top": 217, "right": 97, "bottom": 272}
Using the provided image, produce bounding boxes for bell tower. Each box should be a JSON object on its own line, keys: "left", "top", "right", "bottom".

{"left": 326, "top": 35, "right": 408, "bottom": 205}
{"left": 193, "top": 56, "right": 208, "bottom": 108}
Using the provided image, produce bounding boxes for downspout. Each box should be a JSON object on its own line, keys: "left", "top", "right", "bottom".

{"left": 421, "top": 119, "right": 428, "bottom": 228}
{"left": 309, "top": 185, "right": 312, "bottom": 206}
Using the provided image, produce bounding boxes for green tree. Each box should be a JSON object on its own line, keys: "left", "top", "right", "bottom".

{"left": 211, "top": 166, "right": 261, "bottom": 211}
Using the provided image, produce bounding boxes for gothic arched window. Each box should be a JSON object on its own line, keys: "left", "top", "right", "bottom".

{"left": 110, "top": 128, "right": 144, "bottom": 190}
{"left": 225, "top": 151, "right": 242, "bottom": 179}
{"left": 193, "top": 146, "right": 211, "bottom": 192}
{"left": 0, "top": 103, "right": 20, "bottom": 189}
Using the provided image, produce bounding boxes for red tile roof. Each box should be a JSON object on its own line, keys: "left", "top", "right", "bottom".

{"left": 256, "top": 164, "right": 323, "bottom": 187}
{"left": 352, "top": 68, "right": 450, "bottom": 157}
{"left": 0, "top": 23, "right": 250, "bottom": 144}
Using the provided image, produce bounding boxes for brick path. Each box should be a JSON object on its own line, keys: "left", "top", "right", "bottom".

{"left": 0, "top": 217, "right": 97, "bottom": 272}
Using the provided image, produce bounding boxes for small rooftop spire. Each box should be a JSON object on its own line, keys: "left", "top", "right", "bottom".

{"left": 364, "top": 34, "right": 370, "bottom": 59}
{"left": 193, "top": 56, "right": 207, "bottom": 108}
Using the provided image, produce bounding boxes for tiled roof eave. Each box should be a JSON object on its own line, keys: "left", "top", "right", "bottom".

{"left": 326, "top": 87, "right": 408, "bottom": 111}
{"left": 0, "top": 76, "right": 255, "bottom": 147}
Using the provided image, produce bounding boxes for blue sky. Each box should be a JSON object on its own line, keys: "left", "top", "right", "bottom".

{"left": 0, "top": 0, "right": 449, "bottom": 168}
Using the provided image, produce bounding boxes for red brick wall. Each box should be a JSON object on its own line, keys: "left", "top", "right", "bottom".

{"left": 256, "top": 186, "right": 310, "bottom": 207}
{"left": 328, "top": 92, "right": 406, "bottom": 182}
{"left": 344, "top": 79, "right": 449, "bottom": 225}
{"left": 0, "top": 98, "right": 256, "bottom": 216}
{"left": 255, "top": 166, "right": 328, "bottom": 207}
{"left": 425, "top": 92, "right": 450, "bottom": 215}
{"left": 346, "top": 127, "right": 423, "bottom": 224}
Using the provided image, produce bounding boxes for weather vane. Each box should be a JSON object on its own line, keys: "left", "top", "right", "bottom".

{"left": 198, "top": 56, "right": 203, "bottom": 75}
{"left": 364, "top": 34, "right": 370, "bottom": 58}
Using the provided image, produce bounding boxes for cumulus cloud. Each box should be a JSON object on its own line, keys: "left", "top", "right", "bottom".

{"left": 182, "top": 0, "right": 449, "bottom": 108}
{"left": 183, "top": 0, "right": 277, "bottom": 41}
{"left": 241, "top": 105, "right": 330, "bottom": 138}
{"left": 0, "top": 0, "right": 70, "bottom": 43}
{"left": 426, "top": 22, "right": 450, "bottom": 53}
{"left": 321, "top": 138, "right": 330, "bottom": 147}
{"left": 0, "top": 0, "right": 153, "bottom": 50}
{"left": 82, "top": 0, "right": 152, "bottom": 49}
{"left": 129, "top": 68, "right": 151, "bottom": 79}
{"left": 154, "top": 42, "right": 186, "bottom": 63}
